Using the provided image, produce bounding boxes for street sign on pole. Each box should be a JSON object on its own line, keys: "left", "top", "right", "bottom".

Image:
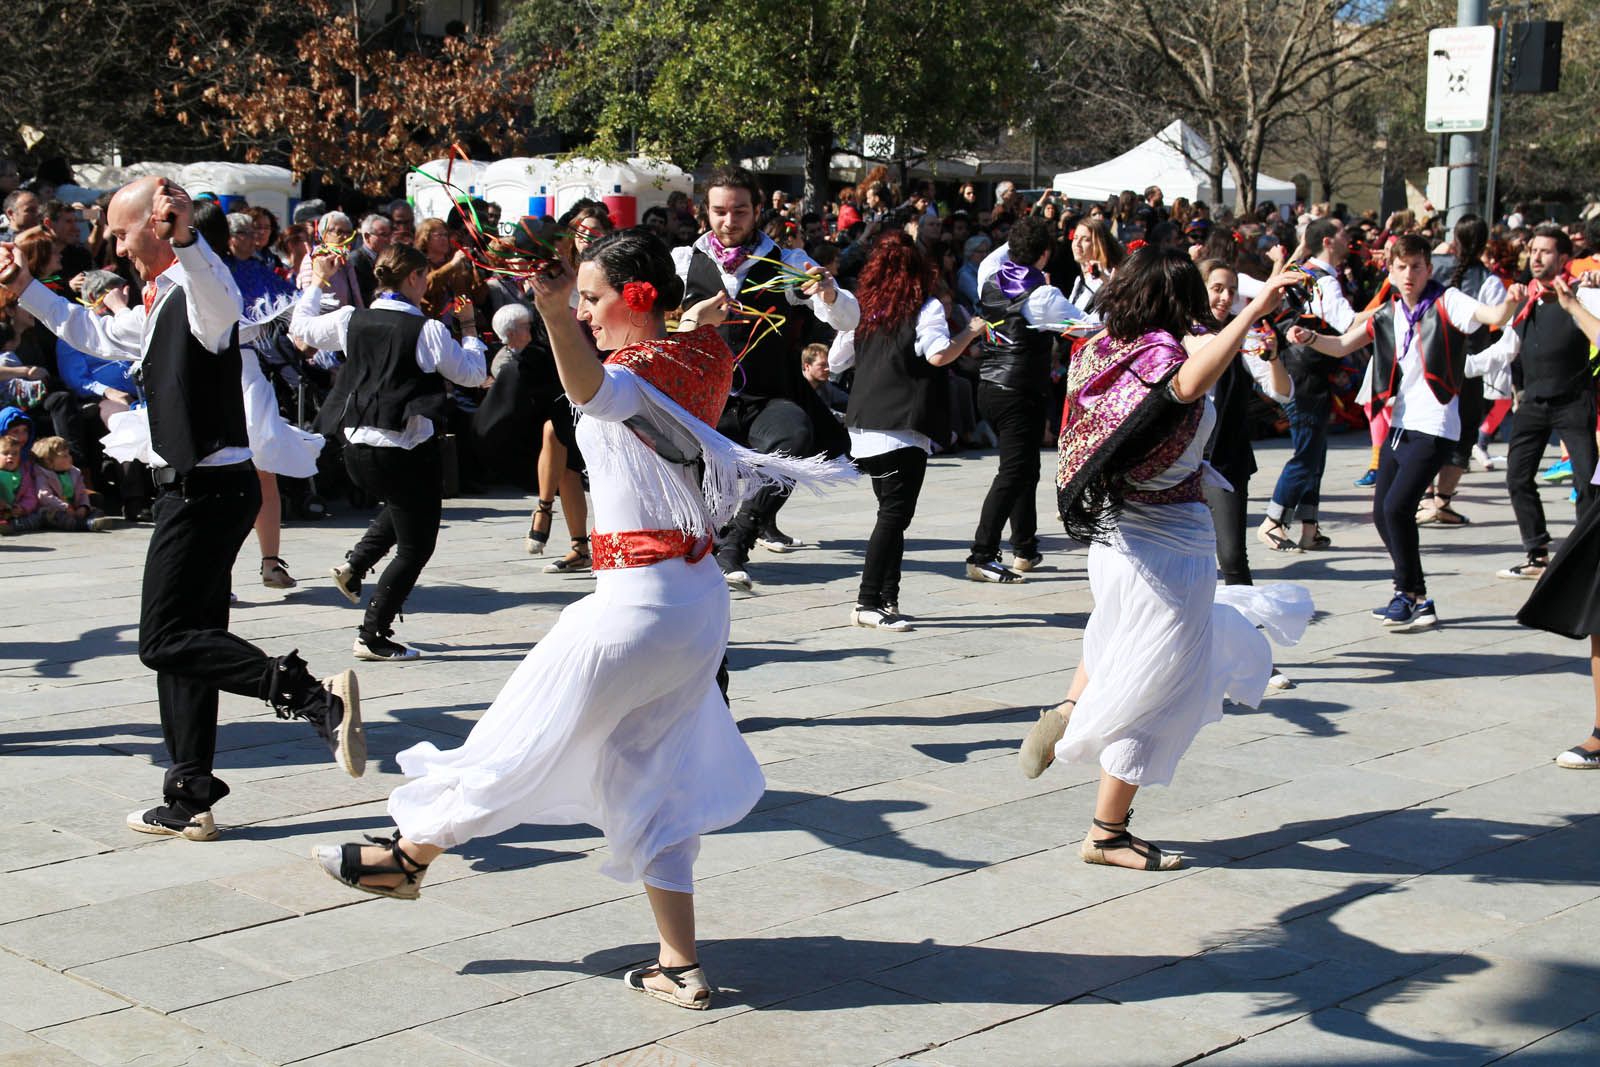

{"left": 1426, "top": 25, "right": 1497, "bottom": 132}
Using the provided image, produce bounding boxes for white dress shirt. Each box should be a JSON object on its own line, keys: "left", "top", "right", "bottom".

{"left": 289, "top": 288, "right": 487, "bottom": 449}
{"left": 671, "top": 232, "right": 860, "bottom": 332}
{"left": 18, "top": 236, "right": 251, "bottom": 468}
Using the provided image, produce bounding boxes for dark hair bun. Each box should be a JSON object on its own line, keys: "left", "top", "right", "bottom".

{"left": 579, "top": 228, "right": 684, "bottom": 313}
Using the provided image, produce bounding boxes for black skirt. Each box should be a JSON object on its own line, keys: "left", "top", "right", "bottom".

{"left": 1518, "top": 497, "right": 1600, "bottom": 640}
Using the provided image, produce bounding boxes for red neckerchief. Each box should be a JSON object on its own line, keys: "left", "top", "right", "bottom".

{"left": 142, "top": 281, "right": 159, "bottom": 315}
{"left": 1513, "top": 269, "right": 1574, "bottom": 328}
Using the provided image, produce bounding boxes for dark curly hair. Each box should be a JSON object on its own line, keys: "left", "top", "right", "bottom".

{"left": 1096, "top": 246, "right": 1216, "bottom": 342}
{"left": 578, "top": 227, "right": 685, "bottom": 314}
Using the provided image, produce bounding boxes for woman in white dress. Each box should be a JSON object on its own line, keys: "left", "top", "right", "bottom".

{"left": 1018, "top": 248, "right": 1313, "bottom": 871}
{"left": 313, "top": 230, "right": 850, "bottom": 1009}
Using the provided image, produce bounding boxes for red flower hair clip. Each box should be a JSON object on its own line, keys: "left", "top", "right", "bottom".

{"left": 1126, "top": 239, "right": 1147, "bottom": 251}
{"left": 623, "top": 281, "right": 657, "bottom": 313}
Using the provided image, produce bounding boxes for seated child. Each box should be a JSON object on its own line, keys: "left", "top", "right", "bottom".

{"left": 0, "top": 431, "right": 41, "bottom": 535}
{"left": 30, "top": 435, "right": 113, "bottom": 532}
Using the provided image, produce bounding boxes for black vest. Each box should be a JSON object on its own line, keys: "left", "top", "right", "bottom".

{"left": 845, "top": 315, "right": 950, "bottom": 443}
{"left": 1369, "top": 294, "right": 1466, "bottom": 407}
{"left": 142, "top": 286, "right": 248, "bottom": 475}
{"left": 976, "top": 277, "right": 1053, "bottom": 394}
{"left": 1204, "top": 355, "right": 1258, "bottom": 486}
{"left": 1515, "top": 296, "right": 1595, "bottom": 404}
{"left": 682, "top": 248, "right": 802, "bottom": 401}
{"left": 1279, "top": 261, "right": 1348, "bottom": 405}
{"left": 337, "top": 308, "right": 448, "bottom": 432}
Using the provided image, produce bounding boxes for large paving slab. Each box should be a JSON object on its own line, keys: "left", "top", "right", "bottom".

{"left": 3, "top": 431, "right": 1599, "bottom": 1064}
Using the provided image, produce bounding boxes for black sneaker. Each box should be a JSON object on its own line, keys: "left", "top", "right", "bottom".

{"left": 354, "top": 632, "right": 421, "bottom": 662}
{"left": 717, "top": 546, "right": 753, "bottom": 591}
{"left": 756, "top": 525, "right": 801, "bottom": 553}
{"left": 126, "top": 805, "right": 219, "bottom": 841}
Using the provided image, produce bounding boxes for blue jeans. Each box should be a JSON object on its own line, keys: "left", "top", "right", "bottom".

{"left": 1269, "top": 399, "right": 1329, "bottom": 524}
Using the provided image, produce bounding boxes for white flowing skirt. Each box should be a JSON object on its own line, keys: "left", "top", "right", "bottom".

{"left": 388, "top": 554, "right": 764, "bottom": 888}
{"left": 1054, "top": 501, "right": 1312, "bottom": 787}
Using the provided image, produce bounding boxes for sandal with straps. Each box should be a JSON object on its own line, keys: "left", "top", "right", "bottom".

{"left": 1425, "top": 493, "right": 1469, "bottom": 526}
{"left": 624, "top": 960, "right": 713, "bottom": 1010}
{"left": 1556, "top": 727, "right": 1600, "bottom": 770}
{"left": 313, "top": 830, "right": 430, "bottom": 900}
{"left": 1081, "top": 808, "right": 1183, "bottom": 871}
{"left": 525, "top": 500, "right": 555, "bottom": 555}
{"left": 544, "top": 536, "right": 591, "bottom": 574}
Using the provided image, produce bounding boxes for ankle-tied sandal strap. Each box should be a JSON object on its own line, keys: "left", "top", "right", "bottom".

{"left": 1091, "top": 807, "right": 1134, "bottom": 834}
{"left": 339, "top": 830, "right": 429, "bottom": 885}
{"left": 535, "top": 499, "right": 555, "bottom": 515}
{"left": 1591, "top": 727, "right": 1600, "bottom": 742}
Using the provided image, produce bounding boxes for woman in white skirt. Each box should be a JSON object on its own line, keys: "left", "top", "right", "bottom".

{"left": 1019, "top": 247, "right": 1313, "bottom": 871}
{"left": 313, "top": 230, "right": 850, "bottom": 1008}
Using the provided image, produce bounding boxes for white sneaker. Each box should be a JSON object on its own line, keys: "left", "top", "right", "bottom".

{"left": 1471, "top": 444, "right": 1491, "bottom": 471}
{"left": 724, "top": 568, "right": 752, "bottom": 592}
{"left": 1267, "top": 671, "right": 1293, "bottom": 690}
{"left": 1011, "top": 553, "right": 1044, "bottom": 573}
{"left": 850, "top": 605, "right": 913, "bottom": 632}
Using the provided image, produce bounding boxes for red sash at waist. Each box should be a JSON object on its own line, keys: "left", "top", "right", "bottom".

{"left": 590, "top": 529, "right": 714, "bottom": 571}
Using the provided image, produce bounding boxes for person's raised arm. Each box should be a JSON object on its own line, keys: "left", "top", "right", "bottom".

{"left": 528, "top": 264, "right": 607, "bottom": 406}
{"left": 1174, "top": 270, "right": 1305, "bottom": 403}
{"left": 1471, "top": 282, "right": 1526, "bottom": 328}
{"left": 1554, "top": 278, "right": 1600, "bottom": 345}
{"left": 288, "top": 252, "right": 355, "bottom": 351}
{"left": 0, "top": 244, "right": 140, "bottom": 362}
{"left": 156, "top": 182, "right": 243, "bottom": 353}
{"left": 1284, "top": 316, "right": 1370, "bottom": 360}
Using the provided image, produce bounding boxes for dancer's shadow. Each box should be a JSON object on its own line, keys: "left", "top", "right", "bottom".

{"left": 1224, "top": 694, "right": 1353, "bottom": 738}
{"left": 0, "top": 622, "right": 139, "bottom": 678}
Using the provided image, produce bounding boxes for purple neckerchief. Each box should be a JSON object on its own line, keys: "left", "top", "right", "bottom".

{"left": 1398, "top": 279, "right": 1445, "bottom": 360}
{"left": 994, "top": 259, "right": 1046, "bottom": 299}
{"left": 705, "top": 232, "right": 756, "bottom": 272}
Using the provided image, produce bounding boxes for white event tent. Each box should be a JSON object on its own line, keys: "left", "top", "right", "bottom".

{"left": 1052, "top": 120, "right": 1298, "bottom": 207}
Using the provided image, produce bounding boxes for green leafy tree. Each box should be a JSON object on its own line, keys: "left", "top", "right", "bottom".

{"left": 505, "top": 0, "right": 1037, "bottom": 204}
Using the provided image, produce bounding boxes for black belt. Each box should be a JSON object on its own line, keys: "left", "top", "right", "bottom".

{"left": 153, "top": 460, "right": 255, "bottom": 489}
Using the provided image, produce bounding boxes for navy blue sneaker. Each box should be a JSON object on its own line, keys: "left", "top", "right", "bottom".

{"left": 1372, "top": 591, "right": 1406, "bottom": 619}
{"left": 1354, "top": 469, "right": 1377, "bottom": 487}
{"left": 1381, "top": 596, "right": 1438, "bottom": 632}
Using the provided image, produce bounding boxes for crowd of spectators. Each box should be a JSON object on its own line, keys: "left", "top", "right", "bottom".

{"left": 1, "top": 156, "right": 1596, "bottom": 539}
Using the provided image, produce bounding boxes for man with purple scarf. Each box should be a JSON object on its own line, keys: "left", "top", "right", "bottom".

{"left": 1289, "top": 234, "right": 1523, "bottom": 632}
{"left": 672, "top": 167, "right": 859, "bottom": 591}
{"left": 965, "top": 215, "right": 1086, "bottom": 582}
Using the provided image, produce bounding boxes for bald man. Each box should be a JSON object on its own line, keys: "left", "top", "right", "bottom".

{"left": 0, "top": 177, "right": 364, "bottom": 843}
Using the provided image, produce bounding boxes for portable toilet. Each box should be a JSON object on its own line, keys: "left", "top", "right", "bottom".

{"left": 409, "top": 157, "right": 486, "bottom": 222}
{"left": 550, "top": 158, "right": 693, "bottom": 229}
{"left": 181, "top": 163, "right": 301, "bottom": 222}
{"left": 626, "top": 157, "right": 694, "bottom": 220}
{"left": 483, "top": 157, "right": 558, "bottom": 233}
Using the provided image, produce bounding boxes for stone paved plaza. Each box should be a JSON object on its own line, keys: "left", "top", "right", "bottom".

{"left": 3, "top": 431, "right": 1598, "bottom": 1066}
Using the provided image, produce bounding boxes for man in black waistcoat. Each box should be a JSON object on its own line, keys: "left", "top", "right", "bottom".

{"left": 1493, "top": 227, "right": 1600, "bottom": 580}
{"left": 965, "top": 216, "right": 1085, "bottom": 583}
{"left": 0, "top": 178, "right": 364, "bottom": 844}
{"left": 672, "top": 167, "right": 859, "bottom": 590}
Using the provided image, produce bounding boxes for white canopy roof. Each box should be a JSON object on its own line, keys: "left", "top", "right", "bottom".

{"left": 1052, "top": 120, "right": 1298, "bottom": 206}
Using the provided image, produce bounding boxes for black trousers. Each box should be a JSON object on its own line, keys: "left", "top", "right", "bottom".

{"left": 856, "top": 447, "right": 929, "bottom": 609}
{"left": 715, "top": 396, "right": 812, "bottom": 558}
{"left": 1447, "top": 376, "right": 1485, "bottom": 469}
{"left": 138, "top": 466, "right": 274, "bottom": 811}
{"left": 1204, "top": 478, "right": 1252, "bottom": 586}
{"left": 1504, "top": 393, "right": 1599, "bottom": 554}
{"left": 344, "top": 439, "right": 444, "bottom": 635}
{"left": 1373, "top": 429, "right": 1452, "bottom": 596}
{"left": 969, "top": 382, "right": 1043, "bottom": 562}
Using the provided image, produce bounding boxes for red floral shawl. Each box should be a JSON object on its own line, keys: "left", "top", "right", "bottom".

{"left": 603, "top": 326, "right": 734, "bottom": 428}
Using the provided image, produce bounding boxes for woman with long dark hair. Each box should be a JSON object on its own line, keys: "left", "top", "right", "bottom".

{"left": 291, "top": 243, "right": 488, "bottom": 661}
{"left": 1017, "top": 247, "right": 1312, "bottom": 870}
{"left": 829, "top": 232, "right": 985, "bottom": 630}
{"left": 312, "top": 229, "right": 851, "bottom": 1010}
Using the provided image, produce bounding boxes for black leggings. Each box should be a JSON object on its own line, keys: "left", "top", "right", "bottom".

{"left": 856, "top": 447, "right": 929, "bottom": 609}
{"left": 1373, "top": 428, "right": 1451, "bottom": 596}
{"left": 344, "top": 438, "right": 444, "bottom": 636}
{"left": 1203, "top": 479, "right": 1252, "bottom": 586}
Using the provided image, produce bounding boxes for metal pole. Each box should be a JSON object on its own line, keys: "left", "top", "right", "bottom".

{"left": 1483, "top": 14, "right": 1508, "bottom": 221}
{"left": 1446, "top": 0, "right": 1490, "bottom": 228}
